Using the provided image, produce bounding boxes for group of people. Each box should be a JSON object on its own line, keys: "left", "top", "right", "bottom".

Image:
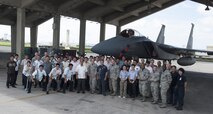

{"left": 6, "top": 52, "right": 187, "bottom": 110}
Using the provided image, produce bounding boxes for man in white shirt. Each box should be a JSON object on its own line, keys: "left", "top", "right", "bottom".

{"left": 62, "top": 57, "right": 70, "bottom": 70}
{"left": 32, "top": 65, "right": 47, "bottom": 91}
{"left": 71, "top": 57, "right": 79, "bottom": 90}
{"left": 21, "top": 55, "right": 30, "bottom": 85}
{"left": 33, "top": 56, "right": 44, "bottom": 71}
{"left": 76, "top": 59, "right": 87, "bottom": 93}
{"left": 62, "top": 64, "right": 75, "bottom": 93}
{"left": 84, "top": 57, "right": 90, "bottom": 91}
{"left": 46, "top": 63, "right": 62, "bottom": 94}
{"left": 22, "top": 61, "right": 33, "bottom": 93}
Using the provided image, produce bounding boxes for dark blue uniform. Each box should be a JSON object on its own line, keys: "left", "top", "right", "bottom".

{"left": 174, "top": 75, "right": 187, "bottom": 109}
{"left": 168, "top": 71, "right": 179, "bottom": 104}
{"left": 97, "top": 65, "right": 108, "bottom": 96}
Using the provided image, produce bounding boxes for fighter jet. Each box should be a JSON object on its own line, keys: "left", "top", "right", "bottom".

{"left": 91, "top": 23, "right": 213, "bottom": 66}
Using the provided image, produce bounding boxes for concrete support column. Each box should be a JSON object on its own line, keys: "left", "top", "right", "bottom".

{"left": 11, "top": 24, "right": 17, "bottom": 53}
{"left": 52, "top": 15, "right": 60, "bottom": 49}
{"left": 16, "top": 8, "right": 25, "bottom": 58}
{"left": 116, "top": 25, "right": 121, "bottom": 36}
{"left": 79, "top": 19, "right": 86, "bottom": 56}
{"left": 99, "top": 22, "right": 105, "bottom": 42}
{"left": 30, "top": 25, "right": 38, "bottom": 48}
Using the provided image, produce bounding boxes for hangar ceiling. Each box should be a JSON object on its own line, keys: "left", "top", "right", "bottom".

{"left": 0, "top": 0, "right": 212, "bottom": 27}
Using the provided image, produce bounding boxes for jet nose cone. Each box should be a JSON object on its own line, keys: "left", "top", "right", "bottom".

{"left": 91, "top": 44, "right": 100, "bottom": 53}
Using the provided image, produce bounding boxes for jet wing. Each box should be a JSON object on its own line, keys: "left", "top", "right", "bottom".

{"left": 158, "top": 44, "right": 213, "bottom": 56}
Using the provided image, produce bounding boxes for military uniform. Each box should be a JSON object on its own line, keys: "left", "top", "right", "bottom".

{"left": 88, "top": 63, "right": 98, "bottom": 93}
{"left": 160, "top": 69, "right": 172, "bottom": 108}
{"left": 109, "top": 64, "right": 120, "bottom": 95}
{"left": 138, "top": 68, "right": 150, "bottom": 101}
{"left": 97, "top": 64, "right": 108, "bottom": 96}
{"left": 149, "top": 71, "right": 160, "bottom": 103}
{"left": 174, "top": 75, "right": 187, "bottom": 110}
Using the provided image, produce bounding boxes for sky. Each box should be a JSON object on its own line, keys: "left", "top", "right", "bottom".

{"left": 0, "top": 0, "right": 212, "bottom": 50}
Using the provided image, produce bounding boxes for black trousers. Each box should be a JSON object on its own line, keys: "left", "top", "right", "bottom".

{"left": 99, "top": 79, "right": 106, "bottom": 95}
{"left": 128, "top": 80, "right": 136, "bottom": 98}
{"left": 7, "top": 73, "right": 15, "bottom": 87}
{"left": 117, "top": 78, "right": 120, "bottom": 95}
{"left": 73, "top": 74, "right": 78, "bottom": 90}
{"left": 22, "top": 74, "right": 25, "bottom": 85}
{"left": 168, "top": 85, "right": 176, "bottom": 104}
{"left": 60, "top": 77, "right": 64, "bottom": 89}
{"left": 27, "top": 79, "right": 32, "bottom": 92}
{"left": 63, "top": 80, "right": 74, "bottom": 93}
{"left": 14, "top": 71, "right": 18, "bottom": 84}
{"left": 77, "top": 79, "right": 85, "bottom": 92}
{"left": 85, "top": 75, "right": 90, "bottom": 91}
{"left": 43, "top": 76, "right": 49, "bottom": 91}
{"left": 174, "top": 88, "right": 185, "bottom": 108}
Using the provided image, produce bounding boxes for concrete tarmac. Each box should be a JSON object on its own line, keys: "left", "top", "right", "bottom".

{"left": 0, "top": 66, "right": 213, "bottom": 114}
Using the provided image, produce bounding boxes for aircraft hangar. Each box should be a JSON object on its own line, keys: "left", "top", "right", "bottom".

{"left": 0, "top": 0, "right": 212, "bottom": 58}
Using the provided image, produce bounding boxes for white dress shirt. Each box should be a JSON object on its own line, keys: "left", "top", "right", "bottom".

{"left": 63, "top": 67, "right": 75, "bottom": 80}
{"left": 75, "top": 64, "right": 87, "bottom": 79}
{"left": 49, "top": 68, "right": 62, "bottom": 79}
{"left": 32, "top": 69, "right": 47, "bottom": 81}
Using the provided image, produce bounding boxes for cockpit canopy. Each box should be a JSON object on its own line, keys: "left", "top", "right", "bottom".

{"left": 120, "top": 29, "right": 144, "bottom": 38}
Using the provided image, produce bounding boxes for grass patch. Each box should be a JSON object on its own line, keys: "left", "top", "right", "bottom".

{"left": 0, "top": 41, "right": 11, "bottom": 46}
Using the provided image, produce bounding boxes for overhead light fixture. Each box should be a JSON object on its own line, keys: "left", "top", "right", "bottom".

{"left": 205, "top": 5, "right": 210, "bottom": 11}
{"left": 205, "top": 0, "right": 210, "bottom": 11}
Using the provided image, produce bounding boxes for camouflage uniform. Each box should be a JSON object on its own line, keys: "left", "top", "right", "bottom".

{"left": 88, "top": 63, "right": 98, "bottom": 93}
{"left": 109, "top": 64, "right": 120, "bottom": 95}
{"left": 138, "top": 68, "right": 150, "bottom": 101}
{"left": 149, "top": 70, "right": 160, "bottom": 103}
{"left": 160, "top": 69, "right": 172, "bottom": 107}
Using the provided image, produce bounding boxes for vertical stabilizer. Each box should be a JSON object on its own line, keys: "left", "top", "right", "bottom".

{"left": 156, "top": 24, "right": 165, "bottom": 44}
{"left": 187, "top": 23, "right": 194, "bottom": 49}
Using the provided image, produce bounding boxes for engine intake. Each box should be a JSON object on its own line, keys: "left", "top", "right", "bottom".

{"left": 177, "top": 57, "right": 196, "bottom": 66}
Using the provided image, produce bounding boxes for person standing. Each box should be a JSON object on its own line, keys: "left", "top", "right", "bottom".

{"left": 46, "top": 63, "right": 62, "bottom": 94}
{"left": 138, "top": 63, "right": 150, "bottom": 102}
{"left": 159, "top": 63, "right": 172, "bottom": 108}
{"left": 119, "top": 65, "right": 129, "bottom": 98}
{"left": 168, "top": 65, "right": 179, "bottom": 104}
{"left": 88, "top": 58, "right": 98, "bottom": 94}
{"left": 97, "top": 60, "right": 108, "bottom": 96}
{"left": 62, "top": 64, "right": 75, "bottom": 93}
{"left": 23, "top": 61, "right": 33, "bottom": 93}
{"left": 109, "top": 59, "right": 120, "bottom": 96}
{"left": 84, "top": 57, "right": 90, "bottom": 91}
{"left": 149, "top": 65, "right": 160, "bottom": 104}
{"left": 174, "top": 68, "right": 187, "bottom": 110}
{"left": 71, "top": 57, "right": 79, "bottom": 90}
{"left": 14, "top": 54, "right": 20, "bottom": 85}
{"left": 128, "top": 64, "right": 138, "bottom": 99}
{"left": 43, "top": 56, "right": 52, "bottom": 91}
{"left": 76, "top": 59, "right": 88, "bottom": 94}
{"left": 6, "top": 55, "right": 17, "bottom": 88}
{"left": 21, "top": 55, "right": 30, "bottom": 85}
{"left": 138, "top": 64, "right": 150, "bottom": 102}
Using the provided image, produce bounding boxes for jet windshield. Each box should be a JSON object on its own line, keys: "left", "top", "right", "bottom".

{"left": 120, "top": 29, "right": 144, "bottom": 38}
